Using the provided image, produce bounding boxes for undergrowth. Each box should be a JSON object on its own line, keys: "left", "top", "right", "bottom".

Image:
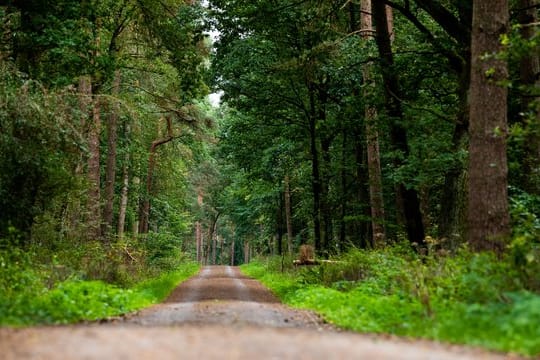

{"left": 241, "top": 246, "right": 540, "bottom": 357}
{"left": 0, "top": 235, "right": 199, "bottom": 326}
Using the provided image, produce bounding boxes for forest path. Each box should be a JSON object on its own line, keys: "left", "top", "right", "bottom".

{"left": 0, "top": 266, "right": 516, "bottom": 359}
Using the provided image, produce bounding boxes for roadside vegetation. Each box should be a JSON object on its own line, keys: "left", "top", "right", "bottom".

{"left": 242, "top": 244, "right": 540, "bottom": 357}
{"left": 0, "top": 233, "right": 198, "bottom": 326}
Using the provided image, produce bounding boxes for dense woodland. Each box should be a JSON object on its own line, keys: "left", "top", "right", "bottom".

{"left": 0, "top": 0, "right": 539, "bottom": 351}
{"left": 0, "top": 0, "right": 539, "bottom": 267}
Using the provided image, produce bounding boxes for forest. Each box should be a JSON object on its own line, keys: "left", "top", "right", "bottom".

{"left": 0, "top": 0, "right": 539, "bottom": 356}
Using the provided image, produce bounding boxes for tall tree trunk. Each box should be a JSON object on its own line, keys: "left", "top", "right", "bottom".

{"left": 210, "top": 213, "right": 220, "bottom": 265}
{"left": 438, "top": 69, "right": 470, "bottom": 242}
{"left": 69, "top": 75, "right": 93, "bottom": 240}
{"left": 518, "top": 0, "right": 540, "bottom": 195}
{"left": 132, "top": 176, "right": 140, "bottom": 236}
{"left": 372, "top": 0, "right": 426, "bottom": 247}
{"left": 87, "top": 83, "right": 102, "bottom": 241}
{"left": 339, "top": 129, "right": 348, "bottom": 251}
{"left": 230, "top": 231, "right": 236, "bottom": 266}
{"left": 196, "top": 190, "right": 203, "bottom": 263}
{"left": 320, "top": 135, "right": 332, "bottom": 255}
{"left": 361, "top": 0, "right": 386, "bottom": 247}
{"left": 467, "top": 0, "right": 510, "bottom": 252}
{"left": 102, "top": 70, "right": 121, "bottom": 238}
{"left": 354, "top": 131, "right": 372, "bottom": 248}
{"left": 139, "top": 116, "right": 175, "bottom": 234}
{"left": 117, "top": 157, "right": 129, "bottom": 239}
{"left": 308, "top": 86, "right": 323, "bottom": 253}
{"left": 244, "top": 242, "right": 250, "bottom": 264}
{"left": 276, "top": 193, "right": 284, "bottom": 255}
{"left": 284, "top": 174, "right": 294, "bottom": 254}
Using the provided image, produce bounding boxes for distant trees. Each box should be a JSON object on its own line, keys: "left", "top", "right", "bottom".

{"left": 1, "top": 0, "right": 536, "bottom": 262}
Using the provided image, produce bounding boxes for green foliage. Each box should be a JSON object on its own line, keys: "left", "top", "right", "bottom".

{"left": 0, "top": 244, "right": 198, "bottom": 326}
{"left": 0, "top": 63, "right": 81, "bottom": 240}
{"left": 143, "top": 232, "right": 185, "bottom": 272}
{"left": 243, "top": 247, "right": 540, "bottom": 356}
{"left": 509, "top": 188, "right": 540, "bottom": 290}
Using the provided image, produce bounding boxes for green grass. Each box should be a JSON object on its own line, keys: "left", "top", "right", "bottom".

{"left": 0, "top": 262, "right": 199, "bottom": 326}
{"left": 241, "top": 248, "right": 540, "bottom": 357}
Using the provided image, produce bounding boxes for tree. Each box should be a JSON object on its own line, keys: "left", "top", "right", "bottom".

{"left": 467, "top": 0, "right": 510, "bottom": 252}
{"left": 360, "top": 0, "right": 386, "bottom": 247}
{"left": 372, "top": 0, "right": 425, "bottom": 246}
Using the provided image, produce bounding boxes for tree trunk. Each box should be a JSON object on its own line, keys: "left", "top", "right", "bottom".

{"left": 518, "top": 0, "right": 540, "bottom": 195}
{"left": 132, "top": 176, "right": 140, "bottom": 237}
{"left": 284, "top": 174, "right": 294, "bottom": 254}
{"left": 87, "top": 83, "right": 102, "bottom": 241}
{"left": 438, "top": 67, "right": 470, "bottom": 242}
{"left": 361, "top": 0, "right": 386, "bottom": 247}
{"left": 339, "top": 129, "right": 348, "bottom": 251}
{"left": 139, "top": 116, "right": 175, "bottom": 234}
{"left": 467, "top": 0, "right": 510, "bottom": 252}
{"left": 209, "top": 213, "right": 220, "bottom": 265}
{"left": 230, "top": 232, "right": 236, "bottom": 266}
{"left": 117, "top": 158, "right": 129, "bottom": 239}
{"left": 102, "top": 70, "right": 121, "bottom": 238}
{"left": 68, "top": 75, "right": 93, "bottom": 240}
{"left": 320, "top": 135, "right": 333, "bottom": 255}
{"left": 372, "top": 0, "right": 426, "bottom": 247}
{"left": 196, "top": 190, "right": 203, "bottom": 263}
{"left": 244, "top": 242, "right": 250, "bottom": 264}
{"left": 308, "top": 86, "right": 322, "bottom": 253}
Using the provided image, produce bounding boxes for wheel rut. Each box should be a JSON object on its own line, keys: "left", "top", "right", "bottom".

{"left": 124, "top": 265, "right": 322, "bottom": 329}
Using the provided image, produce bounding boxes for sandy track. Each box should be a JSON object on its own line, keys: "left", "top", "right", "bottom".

{"left": 0, "top": 266, "right": 518, "bottom": 359}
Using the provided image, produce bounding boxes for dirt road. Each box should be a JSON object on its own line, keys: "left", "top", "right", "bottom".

{"left": 0, "top": 266, "right": 516, "bottom": 359}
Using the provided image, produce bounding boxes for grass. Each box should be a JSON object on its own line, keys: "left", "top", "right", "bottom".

{"left": 241, "top": 247, "right": 540, "bottom": 357}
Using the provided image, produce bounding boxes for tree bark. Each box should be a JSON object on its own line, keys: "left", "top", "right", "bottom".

{"left": 372, "top": 0, "right": 426, "bottom": 246}
{"left": 284, "top": 174, "right": 294, "bottom": 254}
{"left": 361, "top": 0, "right": 387, "bottom": 247}
{"left": 139, "top": 116, "right": 175, "bottom": 234}
{"left": 103, "top": 70, "right": 121, "bottom": 238}
{"left": 230, "top": 231, "right": 236, "bottom": 266}
{"left": 467, "top": 0, "right": 510, "bottom": 252}
{"left": 438, "top": 69, "right": 470, "bottom": 242}
{"left": 518, "top": 0, "right": 540, "bottom": 195}
{"left": 117, "top": 157, "right": 129, "bottom": 239}
{"left": 87, "top": 82, "right": 102, "bottom": 241}
{"left": 308, "top": 86, "right": 323, "bottom": 254}
{"left": 196, "top": 190, "right": 203, "bottom": 263}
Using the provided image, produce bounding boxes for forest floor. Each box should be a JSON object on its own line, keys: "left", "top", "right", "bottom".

{"left": 0, "top": 266, "right": 521, "bottom": 359}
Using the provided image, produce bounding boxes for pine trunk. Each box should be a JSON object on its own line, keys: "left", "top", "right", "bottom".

{"left": 308, "top": 86, "right": 322, "bottom": 253}
{"left": 518, "top": 0, "right": 540, "bottom": 195}
{"left": 372, "top": 0, "right": 425, "bottom": 246}
{"left": 284, "top": 175, "right": 294, "bottom": 254}
{"left": 103, "top": 70, "right": 121, "bottom": 238}
{"left": 361, "top": 0, "right": 386, "bottom": 247}
{"left": 196, "top": 191, "right": 203, "bottom": 263}
{"left": 87, "top": 84, "right": 102, "bottom": 241}
{"left": 467, "top": 0, "right": 510, "bottom": 252}
{"left": 117, "top": 159, "right": 129, "bottom": 239}
{"left": 139, "top": 117, "right": 174, "bottom": 234}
